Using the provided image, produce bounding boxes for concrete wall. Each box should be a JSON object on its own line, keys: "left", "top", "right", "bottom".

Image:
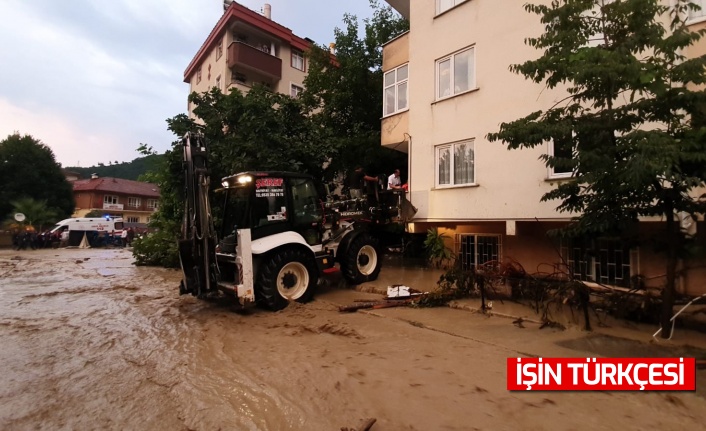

{"left": 399, "top": 0, "right": 572, "bottom": 223}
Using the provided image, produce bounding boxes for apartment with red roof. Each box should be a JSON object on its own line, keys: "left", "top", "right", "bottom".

{"left": 72, "top": 174, "right": 160, "bottom": 224}
{"left": 184, "top": 1, "right": 316, "bottom": 117}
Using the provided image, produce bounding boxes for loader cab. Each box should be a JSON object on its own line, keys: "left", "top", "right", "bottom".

{"left": 220, "top": 172, "right": 323, "bottom": 247}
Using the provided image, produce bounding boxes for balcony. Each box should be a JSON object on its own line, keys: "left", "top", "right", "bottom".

{"left": 381, "top": 111, "right": 409, "bottom": 152}
{"left": 227, "top": 41, "right": 281, "bottom": 80}
{"left": 381, "top": 31, "right": 410, "bottom": 152}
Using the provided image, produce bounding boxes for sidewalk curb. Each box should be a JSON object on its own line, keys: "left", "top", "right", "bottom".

{"left": 447, "top": 301, "right": 543, "bottom": 325}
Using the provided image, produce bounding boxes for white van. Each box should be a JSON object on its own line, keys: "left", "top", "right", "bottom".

{"left": 50, "top": 217, "right": 124, "bottom": 246}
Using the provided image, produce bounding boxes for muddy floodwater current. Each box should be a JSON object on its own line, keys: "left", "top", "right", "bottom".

{"left": 2, "top": 248, "right": 706, "bottom": 430}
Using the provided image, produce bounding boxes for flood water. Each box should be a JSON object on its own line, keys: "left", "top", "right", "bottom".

{"left": 2, "top": 248, "right": 706, "bottom": 430}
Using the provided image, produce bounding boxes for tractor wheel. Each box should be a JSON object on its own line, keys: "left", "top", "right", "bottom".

{"left": 257, "top": 248, "right": 318, "bottom": 311}
{"left": 342, "top": 233, "right": 382, "bottom": 284}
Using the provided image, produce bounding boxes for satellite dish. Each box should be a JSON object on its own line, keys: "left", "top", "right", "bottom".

{"left": 14, "top": 213, "right": 26, "bottom": 222}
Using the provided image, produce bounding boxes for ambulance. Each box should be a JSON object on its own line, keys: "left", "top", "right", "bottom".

{"left": 50, "top": 216, "right": 124, "bottom": 246}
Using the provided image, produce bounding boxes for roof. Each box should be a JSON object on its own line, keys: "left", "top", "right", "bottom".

{"left": 72, "top": 177, "right": 160, "bottom": 198}
{"left": 183, "top": 1, "right": 313, "bottom": 83}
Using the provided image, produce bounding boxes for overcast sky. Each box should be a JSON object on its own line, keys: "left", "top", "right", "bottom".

{"left": 0, "top": 0, "right": 377, "bottom": 168}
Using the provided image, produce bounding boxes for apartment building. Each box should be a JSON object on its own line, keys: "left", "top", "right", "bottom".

{"left": 184, "top": 1, "right": 312, "bottom": 117}
{"left": 382, "top": 0, "right": 706, "bottom": 294}
{"left": 72, "top": 175, "right": 160, "bottom": 225}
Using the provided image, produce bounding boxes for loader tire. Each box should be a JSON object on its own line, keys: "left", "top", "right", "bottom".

{"left": 342, "top": 233, "right": 381, "bottom": 284}
{"left": 257, "top": 248, "right": 318, "bottom": 311}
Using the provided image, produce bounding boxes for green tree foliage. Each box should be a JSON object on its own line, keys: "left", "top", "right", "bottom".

{"left": 0, "top": 133, "right": 74, "bottom": 221}
{"left": 301, "top": 0, "right": 409, "bottom": 179}
{"left": 9, "top": 198, "right": 58, "bottom": 230}
{"left": 487, "top": 0, "right": 706, "bottom": 337}
{"left": 65, "top": 153, "right": 164, "bottom": 181}
{"left": 131, "top": 117, "right": 189, "bottom": 267}
{"left": 424, "top": 228, "right": 454, "bottom": 268}
{"left": 188, "top": 86, "right": 336, "bottom": 181}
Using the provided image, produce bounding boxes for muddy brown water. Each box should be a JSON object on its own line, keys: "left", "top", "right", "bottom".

{"left": 3, "top": 248, "right": 706, "bottom": 430}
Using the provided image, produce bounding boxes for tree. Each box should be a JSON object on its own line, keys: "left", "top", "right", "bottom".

{"left": 188, "top": 85, "right": 336, "bottom": 181}
{"left": 488, "top": 0, "right": 706, "bottom": 337}
{"left": 0, "top": 133, "right": 74, "bottom": 221}
{"left": 6, "top": 197, "right": 57, "bottom": 231}
{"left": 301, "top": 0, "right": 409, "bottom": 180}
{"left": 65, "top": 153, "right": 163, "bottom": 181}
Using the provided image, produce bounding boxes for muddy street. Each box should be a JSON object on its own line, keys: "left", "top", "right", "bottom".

{"left": 2, "top": 248, "right": 706, "bottom": 430}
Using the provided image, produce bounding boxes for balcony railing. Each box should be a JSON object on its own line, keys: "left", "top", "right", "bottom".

{"left": 227, "top": 41, "right": 282, "bottom": 80}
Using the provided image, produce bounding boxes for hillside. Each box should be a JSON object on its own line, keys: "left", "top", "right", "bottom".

{"left": 64, "top": 154, "right": 164, "bottom": 181}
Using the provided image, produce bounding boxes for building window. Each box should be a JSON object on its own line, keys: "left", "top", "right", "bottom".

{"left": 437, "top": 47, "right": 475, "bottom": 100}
{"left": 290, "top": 84, "right": 304, "bottom": 98}
{"left": 436, "top": 0, "right": 468, "bottom": 15}
{"left": 548, "top": 134, "right": 575, "bottom": 179}
{"left": 104, "top": 195, "right": 119, "bottom": 205}
{"left": 291, "top": 50, "right": 305, "bottom": 71}
{"left": 128, "top": 197, "right": 141, "bottom": 208}
{"left": 689, "top": 0, "right": 706, "bottom": 20}
{"left": 197, "top": 68, "right": 202, "bottom": 84}
{"left": 216, "top": 38, "right": 223, "bottom": 60}
{"left": 215, "top": 75, "right": 221, "bottom": 91}
{"left": 561, "top": 237, "right": 636, "bottom": 288}
{"left": 147, "top": 199, "right": 158, "bottom": 210}
{"left": 383, "top": 64, "right": 408, "bottom": 116}
{"left": 456, "top": 234, "right": 501, "bottom": 271}
{"left": 127, "top": 216, "right": 139, "bottom": 223}
{"left": 435, "top": 139, "right": 475, "bottom": 187}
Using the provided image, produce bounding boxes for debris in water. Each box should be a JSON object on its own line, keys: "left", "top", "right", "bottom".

{"left": 387, "top": 284, "right": 425, "bottom": 299}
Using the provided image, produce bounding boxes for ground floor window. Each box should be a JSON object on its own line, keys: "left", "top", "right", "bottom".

{"left": 435, "top": 139, "right": 475, "bottom": 187}
{"left": 560, "top": 237, "right": 637, "bottom": 287}
{"left": 126, "top": 217, "right": 139, "bottom": 223}
{"left": 455, "top": 234, "right": 501, "bottom": 270}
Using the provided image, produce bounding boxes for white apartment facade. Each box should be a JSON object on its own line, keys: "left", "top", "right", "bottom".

{"left": 184, "top": 2, "right": 312, "bottom": 117}
{"left": 382, "top": 0, "right": 706, "bottom": 294}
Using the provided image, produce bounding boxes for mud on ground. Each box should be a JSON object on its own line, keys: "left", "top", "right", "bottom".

{"left": 1, "top": 248, "right": 706, "bottom": 430}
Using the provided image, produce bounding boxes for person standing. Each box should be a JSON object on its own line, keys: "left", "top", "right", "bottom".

{"left": 348, "top": 166, "right": 378, "bottom": 199}
{"left": 60, "top": 228, "right": 70, "bottom": 248}
{"left": 126, "top": 227, "right": 135, "bottom": 246}
{"left": 388, "top": 169, "right": 402, "bottom": 190}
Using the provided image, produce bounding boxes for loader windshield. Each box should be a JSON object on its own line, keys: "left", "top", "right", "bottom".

{"left": 221, "top": 186, "right": 252, "bottom": 235}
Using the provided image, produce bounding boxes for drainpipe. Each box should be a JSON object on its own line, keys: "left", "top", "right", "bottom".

{"left": 404, "top": 133, "right": 413, "bottom": 208}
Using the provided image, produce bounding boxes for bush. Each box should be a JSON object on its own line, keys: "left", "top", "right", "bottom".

{"left": 132, "top": 226, "right": 180, "bottom": 268}
{"left": 423, "top": 228, "right": 454, "bottom": 268}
